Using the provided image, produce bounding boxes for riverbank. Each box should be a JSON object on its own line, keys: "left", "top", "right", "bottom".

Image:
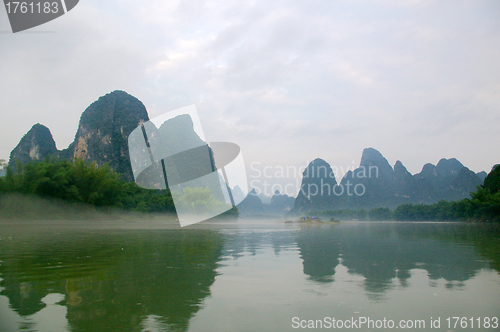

{"left": 0, "top": 193, "right": 178, "bottom": 222}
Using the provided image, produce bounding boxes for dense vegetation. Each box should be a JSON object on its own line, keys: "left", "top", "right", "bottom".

{"left": 0, "top": 157, "right": 240, "bottom": 219}
{"left": 0, "top": 158, "right": 175, "bottom": 213}
{"left": 298, "top": 165, "right": 500, "bottom": 222}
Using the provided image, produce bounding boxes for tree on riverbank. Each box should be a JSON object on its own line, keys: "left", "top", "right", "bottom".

{"left": 455, "top": 165, "right": 500, "bottom": 222}
{"left": 0, "top": 158, "right": 175, "bottom": 213}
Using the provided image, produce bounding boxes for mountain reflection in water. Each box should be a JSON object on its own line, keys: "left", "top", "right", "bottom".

{"left": 0, "top": 221, "right": 498, "bottom": 332}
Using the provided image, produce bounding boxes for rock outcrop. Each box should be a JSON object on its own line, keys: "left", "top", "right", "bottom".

{"left": 294, "top": 158, "right": 338, "bottom": 212}
{"left": 9, "top": 91, "right": 149, "bottom": 181}
{"left": 64, "top": 90, "right": 149, "bottom": 181}
{"left": 8, "top": 123, "right": 58, "bottom": 169}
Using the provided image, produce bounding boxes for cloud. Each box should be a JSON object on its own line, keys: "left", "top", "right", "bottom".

{"left": 1, "top": 0, "right": 499, "bottom": 179}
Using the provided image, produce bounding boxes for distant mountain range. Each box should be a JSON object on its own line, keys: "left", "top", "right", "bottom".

{"left": 236, "top": 147, "right": 489, "bottom": 215}
{"left": 8, "top": 91, "right": 491, "bottom": 214}
{"left": 292, "top": 148, "right": 487, "bottom": 212}
{"left": 237, "top": 189, "right": 295, "bottom": 216}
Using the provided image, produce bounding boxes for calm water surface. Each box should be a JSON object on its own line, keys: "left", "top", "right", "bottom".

{"left": 0, "top": 220, "right": 499, "bottom": 331}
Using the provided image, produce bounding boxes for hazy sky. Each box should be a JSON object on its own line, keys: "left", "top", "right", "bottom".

{"left": 1, "top": 0, "right": 499, "bottom": 195}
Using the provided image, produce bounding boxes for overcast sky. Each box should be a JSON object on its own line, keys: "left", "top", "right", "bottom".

{"left": 1, "top": 0, "right": 499, "bottom": 195}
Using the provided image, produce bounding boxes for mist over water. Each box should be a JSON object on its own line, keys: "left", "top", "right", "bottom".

{"left": 0, "top": 193, "right": 178, "bottom": 222}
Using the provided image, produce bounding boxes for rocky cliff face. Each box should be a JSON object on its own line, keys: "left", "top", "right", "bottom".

{"left": 64, "top": 90, "right": 149, "bottom": 181}
{"left": 8, "top": 123, "right": 58, "bottom": 169}
{"left": 339, "top": 148, "right": 397, "bottom": 209}
{"left": 412, "top": 158, "right": 482, "bottom": 203}
{"left": 9, "top": 91, "right": 149, "bottom": 181}
{"left": 393, "top": 160, "right": 417, "bottom": 202}
{"left": 414, "top": 158, "right": 463, "bottom": 190}
{"left": 449, "top": 167, "right": 483, "bottom": 198}
{"left": 294, "top": 158, "right": 338, "bottom": 212}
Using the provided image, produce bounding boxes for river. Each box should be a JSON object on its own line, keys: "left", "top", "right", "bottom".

{"left": 0, "top": 220, "right": 499, "bottom": 331}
